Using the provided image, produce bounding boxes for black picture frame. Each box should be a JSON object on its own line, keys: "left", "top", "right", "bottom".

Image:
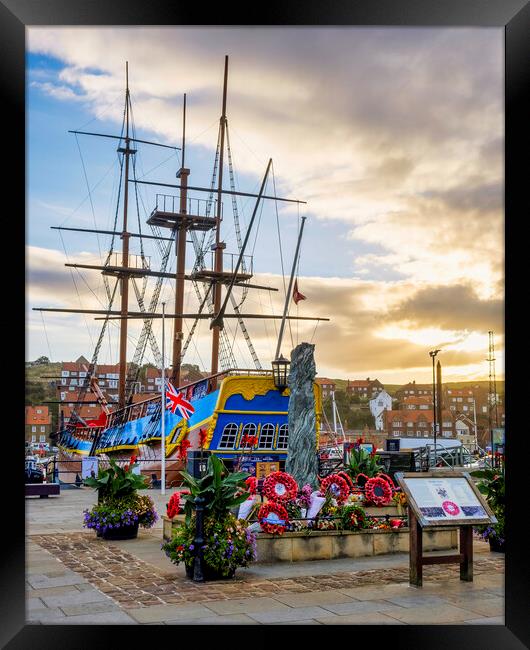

{"left": 8, "top": 0, "right": 529, "bottom": 647}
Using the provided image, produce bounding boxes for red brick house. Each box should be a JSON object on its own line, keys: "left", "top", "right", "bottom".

{"left": 383, "top": 408, "right": 456, "bottom": 438}
{"left": 25, "top": 405, "right": 52, "bottom": 444}
{"left": 346, "top": 378, "right": 384, "bottom": 399}
{"left": 315, "top": 377, "right": 336, "bottom": 399}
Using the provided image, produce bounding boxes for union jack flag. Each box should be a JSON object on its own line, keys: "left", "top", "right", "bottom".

{"left": 165, "top": 380, "right": 195, "bottom": 420}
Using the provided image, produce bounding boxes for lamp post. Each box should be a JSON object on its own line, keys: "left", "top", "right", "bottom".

{"left": 429, "top": 349, "right": 441, "bottom": 467}
{"left": 272, "top": 354, "right": 290, "bottom": 394}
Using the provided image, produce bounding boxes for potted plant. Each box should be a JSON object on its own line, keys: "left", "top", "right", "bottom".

{"left": 83, "top": 455, "right": 158, "bottom": 540}
{"left": 470, "top": 466, "right": 505, "bottom": 552}
{"left": 162, "top": 455, "right": 257, "bottom": 579}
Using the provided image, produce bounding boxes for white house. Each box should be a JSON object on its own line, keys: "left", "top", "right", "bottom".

{"left": 369, "top": 390, "right": 393, "bottom": 431}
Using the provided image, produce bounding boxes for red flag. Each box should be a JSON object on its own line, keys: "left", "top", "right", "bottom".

{"left": 292, "top": 279, "right": 306, "bottom": 305}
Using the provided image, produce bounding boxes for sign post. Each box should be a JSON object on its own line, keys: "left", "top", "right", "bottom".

{"left": 395, "top": 471, "right": 497, "bottom": 587}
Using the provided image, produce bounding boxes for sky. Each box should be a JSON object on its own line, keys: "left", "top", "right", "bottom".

{"left": 26, "top": 27, "right": 504, "bottom": 384}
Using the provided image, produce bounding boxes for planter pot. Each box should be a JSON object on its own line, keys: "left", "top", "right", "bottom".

{"left": 101, "top": 522, "right": 139, "bottom": 540}
{"left": 489, "top": 536, "right": 505, "bottom": 553}
{"left": 185, "top": 562, "right": 236, "bottom": 581}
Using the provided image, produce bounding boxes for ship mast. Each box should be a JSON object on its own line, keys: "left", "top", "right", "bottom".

{"left": 117, "top": 62, "right": 134, "bottom": 409}
{"left": 171, "top": 94, "right": 189, "bottom": 387}
{"left": 210, "top": 55, "right": 229, "bottom": 386}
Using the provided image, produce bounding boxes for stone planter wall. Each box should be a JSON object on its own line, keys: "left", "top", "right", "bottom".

{"left": 255, "top": 528, "right": 457, "bottom": 563}
{"left": 162, "top": 514, "right": 457, "bottom": 563}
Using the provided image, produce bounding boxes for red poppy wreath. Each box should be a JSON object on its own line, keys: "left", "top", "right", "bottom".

{"left": 258, "top": 501, "right": 289, "bottom": 535}
{"left": 364, "top": 476, "right": 393, "bottom": 506}
{"left": 320, "top": 473, "right": 350, "bottom": 504}
{"left": 263, "top": 471, "right": 298, "bottom": 502}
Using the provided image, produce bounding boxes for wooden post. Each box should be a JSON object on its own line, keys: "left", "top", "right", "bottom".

{"left": 459, "top": 526, "right": 473, "bottom": 581}
{"left": 409, "top": 507, "right": 423, "bottom": 587}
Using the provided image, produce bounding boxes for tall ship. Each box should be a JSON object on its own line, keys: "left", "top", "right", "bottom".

{"left": 35, "top": 56, "right": 330, "bottom": 486}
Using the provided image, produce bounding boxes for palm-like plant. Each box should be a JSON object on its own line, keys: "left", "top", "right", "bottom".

{"left": 345, "top": 444, "right": 384, "bottom": 481}
{"left": 179, "top": 455, "right": 251, "bottom": 525}
{"left": 84, "top": 457, "right": 148, "bottom": 500}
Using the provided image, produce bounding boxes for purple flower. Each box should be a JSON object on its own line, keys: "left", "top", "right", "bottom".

{"left": 189, "top": 544, "right": 195, "bottom": 550}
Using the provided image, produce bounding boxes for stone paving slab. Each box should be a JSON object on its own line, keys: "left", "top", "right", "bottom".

{"left": 463, "top": 616, "right": 505, "bottom": 625}
{"left": 40, "top": 587, "right": 111, "bottom": 608}
{"left": 246, "top": 605, "right": 338, "bottom": 623}
{"left": 127, "top": 602, "right": 215, "bottom": 623}
{"left": 272, "top": 590, "right": 356, "bottom": 607}
{"left": 165, "top": 613, "right": 259, "bottom": 625}
{"left": 381, "top": 603, "right": 486, "bottom": 624}
{"left": 317, "top": 611, "right": 406, "bottom": 625}
{"left": 319, "top": 599, "right": 405, "bottom": 615}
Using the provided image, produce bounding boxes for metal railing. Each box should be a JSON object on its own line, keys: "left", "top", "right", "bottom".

{"left": 154, "top": 193, "right": 223, "bottom": 219}
{"left": 42, "top": 456, "right": 185, "bottom": 487}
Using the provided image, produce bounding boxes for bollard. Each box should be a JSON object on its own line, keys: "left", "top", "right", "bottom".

{"left": 192, "top": 495, "right": 205, "bottom": 582}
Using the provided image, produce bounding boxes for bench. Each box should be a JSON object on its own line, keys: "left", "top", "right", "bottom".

{"left": 25, "top": 483, "right": 61, "bottom": 498}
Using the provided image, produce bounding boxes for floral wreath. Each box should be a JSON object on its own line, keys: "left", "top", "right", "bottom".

{"left": 364, "top": 476, "right": 393, "bottom": 506}
{"left": 320, "top": 473, "right": 350, "bottom": 504}
{"left": 337, "top": 471, "right": 355, "bottom": 491}
{"left": 258, "top": 501, "right": 289, "bottom": 535}
{"left": 377, "top": 473, "right": 395, "bottom": 490}
{"left": 355, "top": 473, "right": 370, "bottom": 489}
{"left": 263, "top": 471, "right": 298, "bottom": 502}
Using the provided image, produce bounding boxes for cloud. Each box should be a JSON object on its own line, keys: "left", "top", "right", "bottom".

{"left": 26, "top": 27, "right": 504, "bottom": 379}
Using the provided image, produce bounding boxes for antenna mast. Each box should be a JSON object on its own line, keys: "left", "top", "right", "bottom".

{"left": 487, "top": 330, "right": 499, "bottom": 466}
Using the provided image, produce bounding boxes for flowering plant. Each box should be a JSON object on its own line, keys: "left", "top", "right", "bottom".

{"left": 166, "top": 491, "right": 189, "bottom": 518}
{"left": 392, "top": 491, "right": 407, "bottom": 508}
{"left": 83, "top": 494, "right": 158, "bottom": 534}
{"left": 258, "top": 501, "right": 289, "bottom": 535}
{"left": 346, "top": 439, "right": 384, "bottom": 482}
{"left": 319, "top": 473, "right": 350, "bottom": 504}
{"left": 364, "top": 476, "right": 393, "bottom": 506}
{"left": 263, "top": 471, "right": 298, "bottom": 502}
{"left": 296, "top": 484, "right": 313, "bottom": 510}
{"left": 245, "top": 476, "right": 258, "bottom": 496}
{"left": 83, "top": 455, "right": 148, "bottom": 499}
{"left": 163, "top": 512, "right": 257, "bottom": 577}
{"left": 470, "top": 467, "right": 505, "bottom": 548}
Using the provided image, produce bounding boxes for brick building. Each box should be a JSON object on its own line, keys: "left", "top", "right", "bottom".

{"left": 315, "top": 378, "right": 336, "bottom": 399}
{"left": 25, "top": 405, "right": 52, "bottom": 444}
{"left": 383, "top": 409, "right": 457, "bottom": 439}
{"left": 394, "top": 381, "right": 433, "bottom": 401}
{"left": 346, "top": 378, "right": 383, "bottom": 399}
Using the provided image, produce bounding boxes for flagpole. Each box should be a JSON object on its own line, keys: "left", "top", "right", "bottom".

{"left": 274, "top": 216, "right": 307, "bottom": 360}
{"left": 161, "top": 301, "right": 166, "bottom": 496}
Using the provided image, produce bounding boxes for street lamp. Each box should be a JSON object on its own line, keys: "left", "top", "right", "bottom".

{"left": 429, "top": 349, "right": 441, "bottom": 467}
{"left": 272, "top": 355, "right": 290, "bottom": 394}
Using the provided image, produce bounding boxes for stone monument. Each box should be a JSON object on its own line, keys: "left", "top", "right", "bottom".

{"left": 285, "top": 342, "right": 318, "bottom": 489}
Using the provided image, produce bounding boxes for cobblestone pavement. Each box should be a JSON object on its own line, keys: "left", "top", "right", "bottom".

{"left": 27, "top": 531, "right": 504, "bottom": 624}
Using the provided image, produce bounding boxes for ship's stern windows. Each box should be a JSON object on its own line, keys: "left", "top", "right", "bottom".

{"left": 276, "top": 424, "right": 289, "bottom": 449}
{"left": 219, "top": 422, "right": 239, "bottom": 449}
{"left": 258, "top": 423, "right": 275, "bottom": 449}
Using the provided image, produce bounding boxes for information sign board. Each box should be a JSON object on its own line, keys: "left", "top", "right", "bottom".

{"left": 395, "top": 471, "right": 496, "bottom": 528}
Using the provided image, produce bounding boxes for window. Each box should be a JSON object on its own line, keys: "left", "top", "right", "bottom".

{"left": 36, "top": 409, "right": 42, "bottom": 414}
{"left": 482, "top": 406, "right": 487, "bottom": 413}
{"left": 39, "top": 435, "right": 46, "bottom": 442}
{"left": 468, "top": 398, "right": 474, "bottom": 403}
{"left": 276, "top": 424, "right": 288, "bottom": 449}
{"left": 219, "top": 423, "right": 238, "bottom": 449}
{"left": 31, "top": 435, "right": 36, "bottom": 442}
{"left": 463, "top": 405, "right": 468, "bottom": 411}
{"left": 69, "top": 386, "right": 75, "bottom": 391}
{"left": 393, "top": 421, "right": 402, "bottom": 427}
{"left": 70, "top": 378, "right": 78, "bottom": 386}
{"left": 418, "top": 421, "right": 427, "bottom": 428}
{"left": 31, "top": 426, "right": 36, "bottom": 433}
{"left": 40, "top": 426, "right": 45, "bottom": 432}
{"left": 109, "top": 380, "right": 118, "bottom": 388}
{"left": 60, "top": 392, "right": 66, "bottom": 400}
{"left": 407, "top": 422, "right": 413, "bottom": 427}
{"left": 258, "top": 423, "right": 275, "bottom": 449}
{"left": 70, "top": 371, "right": 78, "bottom": 377}
{"left": 238, "top": 423, "right": 257, "bottom": 448}
{"left": 79, "top": 371, "right": 87, "bottom": 378}
{"left": 393, "top": 431, "right": 401, "bottom": 437}
{"left": 457, "top": 397, "right": 463, "bottom": 402}
{"left": 442, "top": 430, "right": 452, "bottom": 438}
{"left": 442, "top": 421, "right": 452, "bottom": 427}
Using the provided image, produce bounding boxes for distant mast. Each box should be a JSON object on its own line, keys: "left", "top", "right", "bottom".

{"left": 210, "top": 55, "right": 229, "bottom": 386}
{"left": 171, "top": 93, "right": 189, "bottom": 387}
{"left": 118, "top": 62, "right": 134, "bottom": 409}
